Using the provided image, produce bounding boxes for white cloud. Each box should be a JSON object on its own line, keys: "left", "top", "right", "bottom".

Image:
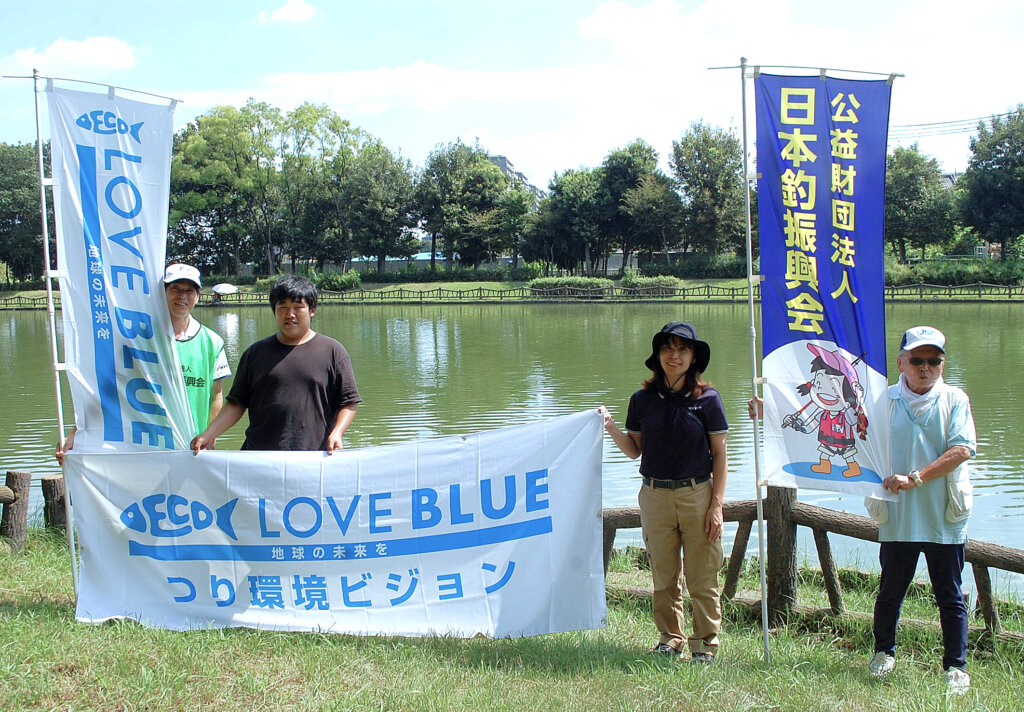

{"left": 9, "top": 36, "right": 136, "bottom": 73}
{"left": 171, "top": 0, "right": 1024, "bottom": 183}
{"left": 174, "top": 56, "right": 721, "bottom": 184}
{"left": 257, "top": 0, "right": 316, "bottom": 24}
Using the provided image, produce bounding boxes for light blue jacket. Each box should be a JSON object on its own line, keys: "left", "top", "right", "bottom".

{"left": 878, "top": 379, "right": 977, "bottom": 544}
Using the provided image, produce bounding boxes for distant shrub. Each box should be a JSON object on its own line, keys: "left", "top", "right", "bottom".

{"left": 641, "top": 255, "right": 748, "bottom": 279}
{"left": 252, "top": 276, "right": 280, "bottom": 292}
{"left": 314, "top": 270, "right": 361, "bottom": 292}
{"left": 942, "top": 231, "right": 983, "bottom": 257}
{"left": 884, "top": 257, "right": 915, "bottom": 286}
{"left": 981, "top": 257, "right": 1024, "bottom": 283}
{"left": 509, "top": 261, "right": 545, "bottom": 281}
{"left": 360, "top": 264, "right": 539, "bottom": 283}
{"left": 885, "top": 257, "right": 1024, "bottom": 286}
{"left": 205, "top": 274, "right": 260, "bottom": 286}
{"left": 527, "top": 277, "right": 614, "bottom": 297}
{"left": 913, "top": 260, "right": 985, "bottom": 286}
{"left": 620, "top": 267, "right": 683, "bottom": 291}
{"left": 0, "top": 278, "right": 47, "bottom": 292}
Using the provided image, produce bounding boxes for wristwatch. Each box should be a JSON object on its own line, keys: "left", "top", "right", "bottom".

{"left": 908, "top": 470, "right": 924, "bottom": 487}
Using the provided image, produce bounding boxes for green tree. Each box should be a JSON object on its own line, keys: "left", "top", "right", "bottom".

{"left": 523, "top": 169, "right": 601, "bottom": 273}
{"left": 885, "top": 144, "right": 956, "bottom": 263}
{"left": 170, "top": 108, "right": 258, "bottom": 273}
{"left": 0, "top": 142, "right": 49, "bottom": 282}
{"left": 599, "top": 140, "right": 658, "bottom": 274}
{"left": 416, "top": 140, "right": 485, "bottom": 268}
{"left": 237, "top": 100, "right": 284, "bottom": 274}
{"left": 959, "top": 106, "right": 1024, "bottom": 259}
{"left": 348, "top": 141, "right": 418, "bottom": 272}
{"left": 449, "top": 158, "right": 508, "bottom": 267}
{"left": 620, "top": 172, "right": 683, "bottom": 265}
{"left": 311, "top": 115, "right": 370, "bottom": 268}
{"left": 496, "top": 185, "right": 534, "bottom": 267}
{"left": 670, "top": 121, "right": 746, "bottom": 256}
{"left": 277, "top": 103, "right": 338, "bottom": 272}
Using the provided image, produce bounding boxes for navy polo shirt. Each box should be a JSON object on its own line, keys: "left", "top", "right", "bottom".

{"left": 625, "top": 386, "right": 729, "bottom": 480}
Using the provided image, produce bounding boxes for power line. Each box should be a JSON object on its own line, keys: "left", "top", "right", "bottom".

{"left": 888, "top": 111, "right": 1015, "bottom": 140}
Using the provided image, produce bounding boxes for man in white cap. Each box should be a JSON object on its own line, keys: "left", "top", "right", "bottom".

{"left": 163, "top": 263, "right": 232, "bottom": 433}
{"left": 57, "top": 264, "right": 231, "bottom": 461}
{"left": 868, "top": 325, "right": 976, "bottom": 694}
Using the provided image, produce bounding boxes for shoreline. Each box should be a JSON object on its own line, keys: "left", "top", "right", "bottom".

{"left": 4, "top": 281, "right": 1024, "bottom": 309}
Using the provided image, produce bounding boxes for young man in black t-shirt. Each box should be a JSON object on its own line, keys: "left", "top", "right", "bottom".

{"left": 191, "top": 276, "right": 360, "bottom": 452}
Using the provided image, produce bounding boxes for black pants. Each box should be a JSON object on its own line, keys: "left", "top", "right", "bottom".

{"left": 873, "top": 541, "right": 968, "bottom": 670}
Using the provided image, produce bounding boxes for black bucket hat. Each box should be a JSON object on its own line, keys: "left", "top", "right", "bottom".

{"left": 644, "top": 321, "right": 711, "bottom": 374}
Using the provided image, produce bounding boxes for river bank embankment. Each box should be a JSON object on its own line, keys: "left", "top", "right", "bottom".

{"left": 4, "top": 278, "right": 1024, "bottom": 308}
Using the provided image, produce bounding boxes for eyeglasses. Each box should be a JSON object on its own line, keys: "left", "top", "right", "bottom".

{"left": 908, "top": 356, "right": 944, "bottom": 367}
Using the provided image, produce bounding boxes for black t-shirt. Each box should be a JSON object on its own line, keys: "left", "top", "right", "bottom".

{"left": 625, "top": 386, "right": 728, "bottom": 480}
{"left": 227, "top": 333, "right": 361, "bottom": 451}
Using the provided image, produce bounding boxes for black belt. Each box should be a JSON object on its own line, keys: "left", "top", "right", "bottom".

{"left": 643, "top": 475, "right": 711, "bottom": 490}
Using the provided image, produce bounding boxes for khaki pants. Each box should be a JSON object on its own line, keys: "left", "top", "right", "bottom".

{"left": 639, "top": 479, "right": 724, "bottom": 654}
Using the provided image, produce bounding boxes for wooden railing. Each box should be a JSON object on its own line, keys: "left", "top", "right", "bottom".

{"left": 215, "top": 285, "right": 761, "bottom": 303}
{"left": 5, "top": 282, "right": 1024, "bottom": 309}
{"left": 1, "top": 470, "right": 67, "bottom": 551}
{"left": 602, "top": 489, "right": 1024, "bottom": 640}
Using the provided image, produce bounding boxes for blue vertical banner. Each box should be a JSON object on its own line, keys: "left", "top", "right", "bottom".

{"left": 755, "top": 74, "right": 893, "bottom": 499}
{"left": 49, "top": 86, "right": 194, "bottom": 451}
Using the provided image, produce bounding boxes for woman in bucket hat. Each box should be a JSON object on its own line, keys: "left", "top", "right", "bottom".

{"left": 601, "top": 322, "right": 728, "bottom": 663}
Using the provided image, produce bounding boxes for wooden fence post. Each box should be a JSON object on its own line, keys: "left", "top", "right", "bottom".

{"left": 723, "top": 519, "right": 752, "bottom": 600}
{"left": 812, "top": 527, "right": 845, "bottom": 615}
{"left": 602, "top": 517, "right": 616, "bottom": 574}
{"left": 41, "top": 474, "right": 67, "bottom": 532}
{"left": 0, "top": 470, "right": 32, "bottom": 552}
{"left": 972, "top": 563, "right": 1001, "bottom": 636}
{"left": 766, "top": 485, "right": 797, "bottom": 624}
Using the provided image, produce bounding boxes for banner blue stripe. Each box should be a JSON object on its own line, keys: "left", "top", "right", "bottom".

{"left": 128, "top": 516, "right": 554, "bottom": 562}
{"left": 77, "top": 144, "right": 123, "bottom": 441}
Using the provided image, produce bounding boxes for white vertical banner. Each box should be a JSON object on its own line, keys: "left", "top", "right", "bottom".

{"left": 64, "top": 411, "right": 607, "bottom": 637}
{"left": 49, "top": 86, "right": 193, "bottom": 451}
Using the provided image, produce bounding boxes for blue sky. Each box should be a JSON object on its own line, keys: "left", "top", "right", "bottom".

{"left": 1, "top": 0, "right": 1020, "bottom": 187}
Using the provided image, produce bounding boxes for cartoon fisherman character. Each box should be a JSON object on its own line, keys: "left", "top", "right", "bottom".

{"left": 781, "top": 343, "right": 869, "bottom": 478}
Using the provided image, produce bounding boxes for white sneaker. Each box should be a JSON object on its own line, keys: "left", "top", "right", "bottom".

{"left": 868, "top": 652, "right": 895, "bottom": 677}
{"left": 943, "top": 667, "right": 970, "bottom": 695}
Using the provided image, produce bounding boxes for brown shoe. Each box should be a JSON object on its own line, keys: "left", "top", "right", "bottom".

{"left": 810, "top": 458, "right": 832, "bottom": 474}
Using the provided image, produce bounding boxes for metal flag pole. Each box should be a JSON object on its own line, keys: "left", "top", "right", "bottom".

{"left": 31, "top": 68, "right": 80, "bottom": 597}
{"left": 739, "top": 56, "right": 771, "bottom": 662}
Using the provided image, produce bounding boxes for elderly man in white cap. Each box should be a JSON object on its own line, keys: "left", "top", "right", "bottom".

{"left": 868, "top": 326, "right": 976, "bottom": 694}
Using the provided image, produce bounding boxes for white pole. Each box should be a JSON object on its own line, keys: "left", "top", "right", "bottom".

{"left": 33, "top": 68, "right": 80, "bottom": 597}
{"left": 739, "top": 56, "right": 770, "bottom": 661}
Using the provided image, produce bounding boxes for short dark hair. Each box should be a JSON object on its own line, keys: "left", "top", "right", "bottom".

{"left": 269, "top": 275, "right": 318, "bottom": 311}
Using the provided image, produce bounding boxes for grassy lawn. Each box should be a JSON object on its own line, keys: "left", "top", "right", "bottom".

{"left": 2, "top": 530, "right": 1022, "bottom": 711}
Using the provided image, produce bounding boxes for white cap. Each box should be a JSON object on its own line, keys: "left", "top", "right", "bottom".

{"left": 163, "top": 263, "right": 201, "bottom": 289}
{"left": 900, "top": 325, "right": 945, "bottom": 353}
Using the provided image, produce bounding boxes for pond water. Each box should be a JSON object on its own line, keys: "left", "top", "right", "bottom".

{"left": 3, "top": 301, "right": 1021, "bottom": 595}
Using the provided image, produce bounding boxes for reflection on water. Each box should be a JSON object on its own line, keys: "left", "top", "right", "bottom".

{"left": 4, "top": 302, "right": 1023, "bottom": 596}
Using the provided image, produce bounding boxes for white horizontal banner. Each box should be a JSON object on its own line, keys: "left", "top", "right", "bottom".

{"left": 65, "top": 411, "right": 607, "bottom": 637}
